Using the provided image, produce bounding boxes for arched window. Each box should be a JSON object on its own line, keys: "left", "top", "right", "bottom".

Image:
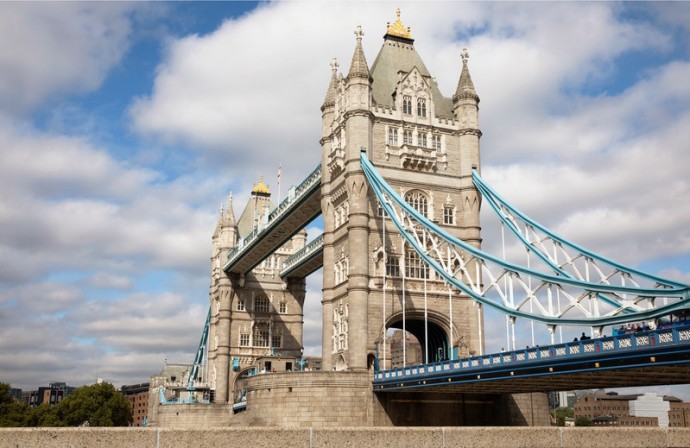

{"left": 417, "top": 132, "right": 427, "bottom": 147}
{"left": 388, "top": 127, "right": 398, "bottom": 146}
{"left": 405, "top": 190, "right": 429, "bottom": 217}
{"left": 403, "top": 95, "right": 412, "bottom": 115}
{"left": 254, "top": 296, "right": 270, "bottom": 313}
{"left": 417, "top": 98, "right": 427, "bottom": 117}
{"left": 403, "top": 130, "right": 413, "bottom": 145}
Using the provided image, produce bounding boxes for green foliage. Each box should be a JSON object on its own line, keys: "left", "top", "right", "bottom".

{"left": 0, "top": 382, "right": 132, "bottom": 427}
{"left": 575, "top": 416, "right": 593, "bottom": 427}
{"left": 55, "top": 383, "right": 132, "bottom": 427}
{"left": 553, "top": 407, "right": 574, "bottom": 426}
{"left": 0, "top": 383, "right": 30, "bottom": 427}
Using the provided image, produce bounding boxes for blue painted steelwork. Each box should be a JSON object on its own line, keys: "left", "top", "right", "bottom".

{"left": 472, "top": 170, "right": 687, "bottom": 290}
{"left": 223, "top": 164, "right": 322, "bottom": 273}
{"left": 360, "top": 152, "right": 690, "bottom": 326}
{"left": 187, "top": 307, "right": 210, "bottom": 391}
{"left": 280, "top": 233, "right": 324, "bottom": 277}
{"left": 373, "top": 326, "right": 690, "bottom": 391}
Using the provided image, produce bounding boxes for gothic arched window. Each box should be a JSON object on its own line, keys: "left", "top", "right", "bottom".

{"left": 403, "top": 95, "right": 412, "bottom": 115}
{"left": 417, "top": 98, "right": 427, "bottom": 117}
{"left": 405, "top": 190, "right": 429, "bottom": 217}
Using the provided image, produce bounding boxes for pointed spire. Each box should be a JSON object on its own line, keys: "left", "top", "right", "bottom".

{"left": 226, "top": 193, "right": 236, "bottom": 224}
{"left": 347, "top": 26, "right": 370, "bottom": 80}
{"left": 322, "top": 57, "right": 339, "bottom": 110}
{"left": 453, "top": 48, "right": 479, "bottom": 104}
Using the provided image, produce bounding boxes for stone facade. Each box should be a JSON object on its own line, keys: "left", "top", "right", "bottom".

{"left": 207, "top": 185, "right": 307, "bottom": 404}
{"left": 319, "top": 13, "right": 483, "bottom": 373}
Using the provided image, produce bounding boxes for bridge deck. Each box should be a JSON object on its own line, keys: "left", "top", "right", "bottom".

{"left": 374, "top": 327, "right": 690, "bottom": 394}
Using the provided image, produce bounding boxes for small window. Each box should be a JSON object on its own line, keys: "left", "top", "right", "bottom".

{"left": 254, "top": 329, "right": 269, "bottom": 347}
{"left": 237, "top": 299, "right": 245, "bottom": 311}
{"left": 254, "top": 296, "right": 270, "bottom": 313}
{"left": 403, "top": 130, "right": 413, "bottom": 145}
{"left": 417, "top": 133, "right": 427, "bottom": 147}
{"left": 388, "top": 127, "right": 398, "bottom": 146}
{"left": 405, "top": 250, "right": 429, "bottom": 279}
{"left": 279, "top": 302, "right": 287, "bottom": 314}
{"left": 403, "top": 95, "right": 412, "bottom": 115}
{"left": 240, "top": 333, "right": 250, "bottom": 346}
{"left": 271, "top": 335, "right": 281, "bottom": 348}
{"left": 443, "top": 206, "right": 454, "bottom": 225}
{"left": 432, "top": 134, "right": 442, "bottom": 151}
{"left": 417, "top": 98, "right": 427, "bottom": 117}
{"left": 386, "top": 256, "right": 400, "bottom": 277}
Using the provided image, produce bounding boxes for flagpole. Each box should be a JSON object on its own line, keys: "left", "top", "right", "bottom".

{"left": 277, "top": 163, "right": 282, "bottom": 203}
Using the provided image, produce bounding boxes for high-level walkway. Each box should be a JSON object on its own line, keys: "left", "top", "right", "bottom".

{"left": 223, "top": 165, "right": 322, "bottom": 275}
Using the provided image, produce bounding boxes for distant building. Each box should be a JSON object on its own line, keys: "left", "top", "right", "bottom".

{"left": 574, "top": 390, "right": 690, "bottom": 427}
{"left": 28, "top": 382, "right": 75, "bottom": 407}
{"left": 389, "top": 330, "right": 422, "bottom": 368}
{"left": 7, "top": 387, "right": 23, "bottom": 402}
{"left": 667, "top": 398, "right": 690, "bottom": 427}
{"left": 121, "top": 383, "right": 150, "bottom": 427}
{"left": 303, "top": 356, "right": 322, "bottom": 371}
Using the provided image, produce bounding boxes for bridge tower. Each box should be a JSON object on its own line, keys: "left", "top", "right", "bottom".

{"left": 320, "top": 11, "right": 483, "bottom": 372}
{"left": 208, "top": 180, "right": 307, "bottom": 404}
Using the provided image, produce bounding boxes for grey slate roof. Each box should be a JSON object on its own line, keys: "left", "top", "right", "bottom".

{"left": 370, "top": 36, "right": 455, "bottom": 118}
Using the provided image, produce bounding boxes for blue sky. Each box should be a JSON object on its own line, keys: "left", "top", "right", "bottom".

{"left": 1, "top": 2, "right": 689, "bottom": 403}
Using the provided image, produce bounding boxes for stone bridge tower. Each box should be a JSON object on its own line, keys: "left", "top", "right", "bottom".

{"left": 320, "top": 11, "right": 483, "bottom": 372}
{"left": 208, "top": 180, "right": 307, "bottom": 404}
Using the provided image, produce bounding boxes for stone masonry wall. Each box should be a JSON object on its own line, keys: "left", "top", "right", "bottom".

{"left": 231, "top": 371, "right": 374, "bottom": 427}
{"left": 4, "top": 427, "right": 690, "bottom": 448}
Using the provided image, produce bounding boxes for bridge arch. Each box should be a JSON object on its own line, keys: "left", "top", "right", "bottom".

{"left": 386, "top": 311, "right": 452, "bottom": 364}
{"left": 231, "top": 366, "right": 255, "bottom": 403}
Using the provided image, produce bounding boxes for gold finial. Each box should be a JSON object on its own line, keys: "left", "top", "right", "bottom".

{"left": 252, "top": 176, "right": 271, "bottom": 195}
{"left": 386, "top": 8, "right": 412, "bottom": 39}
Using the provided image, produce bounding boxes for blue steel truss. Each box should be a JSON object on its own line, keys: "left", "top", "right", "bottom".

{"left": 360, "top": 151, "right": 690, "bottom": 329}
{"left": 187, "top": 307, "right": 210, "bottom": 391}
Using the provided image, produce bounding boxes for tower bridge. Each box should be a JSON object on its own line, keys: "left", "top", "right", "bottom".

{"left": 152, "top": 10, "right": 690, "bottom": 428}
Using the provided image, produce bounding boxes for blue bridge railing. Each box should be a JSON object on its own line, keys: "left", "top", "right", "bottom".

{"left": 281, "top": 233, "right": 324, "bottom": 277}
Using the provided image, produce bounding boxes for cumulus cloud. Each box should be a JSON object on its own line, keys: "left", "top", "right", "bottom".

{"left": 0, "top": 3, "right": 140, "bottom": 116}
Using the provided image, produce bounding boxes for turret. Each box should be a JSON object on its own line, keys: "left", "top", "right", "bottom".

{"left": 452, "top": 48, "right": 481, "bottom": 178}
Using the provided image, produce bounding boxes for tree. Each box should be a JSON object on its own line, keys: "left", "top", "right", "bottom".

{"left": 0, "top": 383, "right": 30, "bottom": 427}
{"left": 575, "top": 416, "right": 593, "bottom": 427}
{"left": 553, "top": 407, "right": 574, "bottom": 426}
{"left": 53, "top": 382, "right": 132, "bottom": 427}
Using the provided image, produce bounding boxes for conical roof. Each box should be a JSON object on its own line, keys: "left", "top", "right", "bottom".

{"left": 347, "top": 26, "right": 370, "bottom": 80}
{"left": 453, "top": 49, "right": 479, "bottom": 103}
{"left": 322, "top": 58, "right": 339, "bottom": 109}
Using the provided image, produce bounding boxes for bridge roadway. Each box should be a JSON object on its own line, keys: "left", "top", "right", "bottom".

{"left": 374, "top": 326, "right": 690, "bottom": 394}
{"left": 224, "top": 165, "right": 322, "bottom": 275}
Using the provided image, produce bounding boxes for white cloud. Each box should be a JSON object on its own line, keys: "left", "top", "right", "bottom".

{"left": 0, "top": 3, "right": 140, "bottom": 116}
